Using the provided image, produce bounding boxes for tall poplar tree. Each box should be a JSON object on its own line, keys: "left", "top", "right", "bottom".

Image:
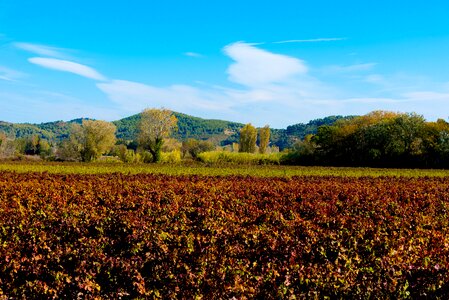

{"left": 239, "top": 123, "right": 257, "bottom": 153}
{"left": 258, "top": 125, "right": 270, "bottom": 154}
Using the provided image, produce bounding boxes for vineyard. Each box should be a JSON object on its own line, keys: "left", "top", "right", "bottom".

{"left": 1, "top": 171, "right": 449, "bottom": 298}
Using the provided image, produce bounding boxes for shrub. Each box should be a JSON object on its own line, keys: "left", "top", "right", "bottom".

{"left": 160, "top": 150, "right": 182, "bottom": 163}
{"left": 197, "top": 151, "right": 282, "bottom": 165}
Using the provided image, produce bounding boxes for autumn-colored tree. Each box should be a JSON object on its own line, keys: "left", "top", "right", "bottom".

{"left": 0, "top": 132, "right": 5, "bottom": 148}
{"left": 138, "top": 108, "right": 178, "bottom": 162}
{"left": 258, "top": 125, "right": 270, "bottom": 154}
{"left": 64, "top": 120, "right": 116, "bottom": 162}
{"left": 239, "top": 123, "right": 257, "bottom": 153}
{"left": 0, "top": 132, "right": 14, "bottom": 158}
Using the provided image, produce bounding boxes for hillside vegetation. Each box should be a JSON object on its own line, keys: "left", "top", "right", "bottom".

{"left": 0, "top": 112, "right": 349, "bottom": 150}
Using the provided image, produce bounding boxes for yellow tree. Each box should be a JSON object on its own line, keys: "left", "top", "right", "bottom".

{"left": 138, "top": 108, "right": 178, "bottom": 162}
{"left": 258, "top": 125, "right": 270, "bottom": 154}
{"left": 239, "top": 123, "right": 257, "bottom": 153}
{"left": 69, "top": 120, "right": 117, "bottom": 162}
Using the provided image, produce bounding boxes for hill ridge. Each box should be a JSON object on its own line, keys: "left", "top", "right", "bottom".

{"left": 0, "top": 111, "right": 352, "bottom": 149}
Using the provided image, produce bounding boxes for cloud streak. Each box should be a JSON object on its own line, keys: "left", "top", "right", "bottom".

{"left": 324, "top": 63, "right": 378, "bottom": 73}
{"left": 0, "top": 66, "right": 27, "bottom": 82}
{"left": 184, "top": 52, "right": 203, "bottom": 57}
{"left": 274, "top": 37, "right": 347, "bottom": 44}
{"left": 28, "top": 57, "right": 107, "bottom": 81}
{"left": 97, "top": 80, "right": 232, "bottom": 113}
{"left": 14, "top": 42, "right": 70, "bottom": 58}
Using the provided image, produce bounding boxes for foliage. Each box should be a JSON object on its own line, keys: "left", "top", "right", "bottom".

{"left": 181, "top": 138, "right": 215, "bottom": 159}
{"left": 160, "top": 150, "right": 182, "bottom": 163}
{"left": 239, "top": 123, "right": 257, "bottom": 153}
{"left": 1, "top": 113, "right": 352, "bottom": 152}
{"left": 111, "top": 144, "right": 142, "bottom": 163}
{"left": 0, "top": 133, "right": 15, "bottom": 159}
{"left": 68, "top": 120, "right": 117, "bottom": 162}
{"left": 198, "top": 151, "right": 282, "bottom": 165}
{"left": 287, "top": 111, "right": 449, "bottom": 168}
{"left": 56, "top": 138, "right": 82, "bottom": 162}
{"left": 113, "top": 112, "right": 244, "bottom": 146}
{"left": 0, "top": 119, "right": 92, "bottom": 142}
{"left": 258, "top": 125, "right": 270, "bottom": 154}
{"left": 161, "top": 138, "right": 182, "bottom": 153}
{"left": 138, "top": 108, "right": 177, "bottom": 163}
{"left": 2, "top": 172, "right": 449, "bottom": 297}
{"left": 270, "top": 115, "right": 355, "bottom": 150}
{"left": 14, "top": 135, "right": 52, "bottom": 157}
{"left": 2, "top": 161, "right": 449, "bottom": 177}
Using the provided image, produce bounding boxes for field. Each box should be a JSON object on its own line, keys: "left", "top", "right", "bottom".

{"left": 1, "top": 162, "right": 449, "bottom": 298}
{"left": 1, "top": 161, "right": 449, "bottom": 177}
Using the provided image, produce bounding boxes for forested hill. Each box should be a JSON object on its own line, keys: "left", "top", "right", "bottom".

{"left": 0, "top": 113, "right": 352, "bottom": 149}
{"left": 0, "top": 118, "right": 90, "bottom": 142}
{"left": 113, "top": 112, "right": 245, "bottom": 145}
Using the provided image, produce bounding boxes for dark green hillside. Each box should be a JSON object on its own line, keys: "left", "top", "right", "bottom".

{"left": 0, "top": 121, "right": 56, "bottom": 141}
{"left": 113, "top": 112, "right": 244, "bottom": 145}
{"left": 0, "top": 119, "right": 91, "bottom": 141}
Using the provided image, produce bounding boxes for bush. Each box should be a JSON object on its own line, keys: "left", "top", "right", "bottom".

{"left": 197, "top": 151, "right": 283, "bottom": 165}
{"left": 160, "top": 150, "right": 182, "bottom": 163}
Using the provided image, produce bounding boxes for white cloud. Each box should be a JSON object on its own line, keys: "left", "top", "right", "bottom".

{"left": 28, "top": 57, "right": 107, "bottom": 81}
{"left": 224, "top": 42, "right": 307, "bottom": 87}
{"left": 274, "top": 37, "right": 347, "bottom": 44}
{"left": 8, "top": 39, "right": 449, "bottom": 127}
{"left": 94, "top": 43, "right": 348, "bottom": 127}
{"left": 184, "top": 52, "right": 203, "bottom": 57}
{"left": 0, "top": 66, "right": 27, "bottom": 82}
{"left": 14, "top": 42, "right": 69, "bottom": 58}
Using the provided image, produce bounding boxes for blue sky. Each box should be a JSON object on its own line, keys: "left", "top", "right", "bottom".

{"left": 1, "top": 0, "right": 449, "bottom": 128}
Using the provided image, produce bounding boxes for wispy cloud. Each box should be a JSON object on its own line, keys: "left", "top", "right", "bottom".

{"left": 28, "top": 57, "right": 107, "bottom": 81}
{"left": 14, "top": 42, "right": 70, "bottom": 58}
{"left": 184, "top": 52, "right": 203, "bottom": 58}
{"left": 0, "top": 90, "right": 122, "bottom": 123}
{"left": 95, "top": 43, "right": 333, "bottom": 126}
{"left": 0, "top": 66, "right": 27, "bottom": 82}
{"left": 223, "top": 42, "right": 307, "bottom": 87}
{"left": 324, "top": 63, "right": 378, "bottom": 73}
{"left": 274, "top": 37, "right": 347, "bottom": 44}
{"left": 9, "top": 39, "right": 449, "bottom": 127}
{"left": 97, "top": 80, "right": 232, "bottom": 113}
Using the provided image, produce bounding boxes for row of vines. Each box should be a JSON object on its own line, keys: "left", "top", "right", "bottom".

{"left": 1, "top": 172, "right": 449, "bottom": 298}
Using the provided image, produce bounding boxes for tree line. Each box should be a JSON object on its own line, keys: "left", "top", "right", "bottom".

{"left": 3, "top": 109, "right": 449, "bottom": 168}
{"left": 285, "top": 111, "right": 449, "bottom": 168}
{"left": 1, "top": 108, "right": 275, "bottom": 163}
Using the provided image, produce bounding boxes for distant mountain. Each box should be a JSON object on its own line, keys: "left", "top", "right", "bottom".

{"left": 0, "top": 112, "right": 353, "bottom": 150}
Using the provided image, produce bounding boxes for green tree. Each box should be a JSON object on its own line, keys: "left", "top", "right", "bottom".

{"left": 63, "top": 120, "right": 116, "bottom": 162}
{"left": 181, "top": 138, "right": 215, "bottom": 159}
{"left": 258, "top": 125, "right": 270, "bottom": 154}
{"left": 138, "top": 108, "right": 178, "bottom": 162}
{"left": 239, "top": 123, "right": 257, "bottom": 153}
